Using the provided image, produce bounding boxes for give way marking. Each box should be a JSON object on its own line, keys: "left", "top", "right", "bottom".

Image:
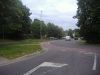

{"left": 24, "top": 62, "right": 68, "bottom": 75}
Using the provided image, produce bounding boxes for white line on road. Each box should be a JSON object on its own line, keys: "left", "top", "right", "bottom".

{"left": 79, "top": 51, "right": 86, "bottom": 53}
{"left": 92, "top": 53, "right": 97, "bottom": 70}
{"left": 24, "top": 62, "right": 68, "bottom": 75}
{"left": 24, "top": 66, "right": 40, "bottom": 75}
{"left": 84, "top": 52, "right": 93, "bottom": 55}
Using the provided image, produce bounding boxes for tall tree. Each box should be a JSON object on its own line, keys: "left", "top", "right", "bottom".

{"left": 76, "top": 0, "right": 100, "bottom": 43}
{"left": 31, "top": 19, "right": 47, "bottom": 39}
{"left": 73, "top": 29, "right": 80, "bottom": 37}
{"left": 65, "top": 29, "right": 74, "bottom": 38}
{"left": 47, "top": 23, "right": 64, "bottom": 38}
{"left": 0, "top": 0, "right": 31, "bottom": 39}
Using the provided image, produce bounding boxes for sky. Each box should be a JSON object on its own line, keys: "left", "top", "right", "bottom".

{"left": 21, "top": 0, "right": 78, "bottom": 30}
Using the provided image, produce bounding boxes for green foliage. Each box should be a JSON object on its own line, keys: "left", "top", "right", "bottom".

{"left": 31, "top": 19, "right": 64, "bottom": 39}
{"left": 65, "top": 29, "right": 74, "bottom": 38}
{"left": 76, "top": 0, "right": 100, "bottom": 43}
{"left": 0, "top": 0, "right": 64, "bottom": 40}
{"left": 73, "top": 29, "right": 80, "bottom": 37}
{"left": 0, "top": 39, "right": 41, "bottom": 59}
{"left": 0, "top": 0, "right": 31, "bottom": 39}
{"left": 64, "top": 29, "right": 80, "bottom": 38}
{"left": 47, "top": 23, "right": 64, "bottom": 38}
{"left": 31, "top": 19, "right": 47, "bottom": 39}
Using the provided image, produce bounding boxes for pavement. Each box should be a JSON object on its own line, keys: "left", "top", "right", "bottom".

{"left": 0, "top": 43, "right": 46, "bottom": 66}
{"left": 0, "top": 51, "right": 43, "bottom": 67}
{"left": 0, "top": 57, "right": 9, "bottom": 66}
{"left": 0, "top": 40, "right": 100, "bottom": 75}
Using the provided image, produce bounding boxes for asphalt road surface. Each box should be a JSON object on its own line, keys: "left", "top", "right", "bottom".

{"left": 0, "top": 40, "right": 100, "bottom": 75}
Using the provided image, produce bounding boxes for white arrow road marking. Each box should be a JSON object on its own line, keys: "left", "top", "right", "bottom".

{"left": 24, "top": 62, "right": 68, "bottom": 75}
{"left": 92, "top": 53, "right": 97, "bottom": 70}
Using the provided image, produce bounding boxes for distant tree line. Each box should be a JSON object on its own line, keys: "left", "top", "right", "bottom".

{"left": 0, "top": 0, "right": 64, "bottom": 40}
{"left": 75, "top": 0, "right": 100, "bottom": 43}
{"left": 32, "top": 19, "right": 64, "bottom": 39}
{"left": 64, "top": 29, "right": 80, "bottom": 38}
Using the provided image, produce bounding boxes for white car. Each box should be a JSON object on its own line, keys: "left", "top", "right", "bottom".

{"left": 65, "top": 36, "right": 71, "bottom": 41}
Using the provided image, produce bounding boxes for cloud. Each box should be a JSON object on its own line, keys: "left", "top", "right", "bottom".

{"left": 21, "top": 0, "right": 78, "bottom": 30}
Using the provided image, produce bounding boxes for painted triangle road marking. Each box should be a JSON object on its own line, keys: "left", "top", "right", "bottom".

{"left": 24, "top": 62, "right": 68, "bottom": 75}
{"left": 39, "top": 62, "right": 68, "bottom": 67}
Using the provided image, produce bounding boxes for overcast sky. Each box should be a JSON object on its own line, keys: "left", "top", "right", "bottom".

{"left": 21, "top": 0, "right": 78, "bottom": 30}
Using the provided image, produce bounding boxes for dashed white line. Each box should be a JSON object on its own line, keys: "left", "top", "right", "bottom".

{"left": 92, "top": 53, "right": 97, "bottom": 70}
{"left": 24, "top": 66, "right": 40, "bottom": 75}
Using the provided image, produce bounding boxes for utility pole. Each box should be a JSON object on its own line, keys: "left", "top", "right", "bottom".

{"left": 40, "top": 10, "right": 43, "bottom": 40}
{"left": 2, "top": 25, "right": 5, "bottom": 40}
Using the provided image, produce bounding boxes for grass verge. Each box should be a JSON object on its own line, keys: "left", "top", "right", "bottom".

{"left": 0, "top": 39, "right": 42, "bottom": 59}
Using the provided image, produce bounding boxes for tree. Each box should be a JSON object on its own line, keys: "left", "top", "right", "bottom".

{"left": 68, "top": 29, "right": 74, "bottom": 38}
{"left": 65, "top": 29, "right": 73, "bottom": 38}
{"left": 0, "top": 0, "right": 32, "bottom": 39}
{"left": 73, "top": 29, "right": 80, "bottom": 37}
{"left": 31, "top": 19, "right": 47, "bottom": 39}
{"left": 76, "top": 0, "right": 100, "bottom": 43}
{"left": 47, "top": 23, "right": 64, "bottom": 38}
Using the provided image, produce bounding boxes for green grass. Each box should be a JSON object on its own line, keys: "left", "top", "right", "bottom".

{"left": 79, "top": 40, "right": 86, "bottom": 44}
{"left": 0, "top": 39, "right": 42, "bottom": 59}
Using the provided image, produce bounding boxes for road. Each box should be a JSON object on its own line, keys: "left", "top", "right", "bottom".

{"left": 0, "top": 40, "right": 100, "bottom": 75}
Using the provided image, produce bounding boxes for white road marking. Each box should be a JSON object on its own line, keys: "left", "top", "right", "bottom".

{"left": 39, "top": 62, "right": 68, "bottom": 67}
{"left": 92, "top": 53, "right": 97, "bottom": 70}
{"left": 84, "top": 52, "right": 93, "bottom": 55}
{"left": 24, "top": 62, "right": 68, "bottom": 75}
{"left": 79, "top": 51, "right": 94, "bottom": 55}
{"left": 79, "top": 51, "right": 86, "bottom": 53}
{"left": 24, "top": 66, "right": 40, "bottom": 75}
